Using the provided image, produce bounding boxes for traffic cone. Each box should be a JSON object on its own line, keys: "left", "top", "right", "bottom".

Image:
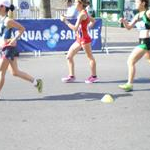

{"left": 101, "top": 94, "right": 114, "bottom": 103}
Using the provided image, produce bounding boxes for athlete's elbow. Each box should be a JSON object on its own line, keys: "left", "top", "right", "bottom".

{"left": 93, "top": 19, "right": 96, "bottom": 24}
{"left": 22, "top": 26, "right": 25, "bottom": 32}
{"left": 126, "top": 27, "right": 132, "bottom": 30}
{"left": 73, "top": 27, "right": 78, "bottom": 32}
{"left": 19, "top": 26, "right": 25, "bottom": 34}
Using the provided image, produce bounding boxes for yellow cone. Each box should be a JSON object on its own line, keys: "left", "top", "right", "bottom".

{"left": 101, "top": 94, "right": 114, "bottom": 103}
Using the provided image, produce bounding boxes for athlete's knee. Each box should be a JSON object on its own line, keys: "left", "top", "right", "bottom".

{"left": 147, "top": 59, "right": 150, "bottom": 63}
{"left": 11, "top": 70, "right": 19, "bottom": 77}
{"left": 0, "top": 70, "right": 6, "bottom": 78}
{"left": 127, "top": 58, "right": 135, "bottom": 66}
{"left": 66, "top": 55, "right": 73, "bottom": 61}
{"left": 145, "top": 53, "right": 150, "bottom": 63}
{"left": 88, "top": 56, "right": 95, "bottom": 62}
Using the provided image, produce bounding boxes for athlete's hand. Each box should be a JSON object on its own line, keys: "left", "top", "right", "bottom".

{"left": 118, "top": 18, "right": 123, "bottom": 23}
{"left": 119, "top": 18, "right": 126, "bottom": 23}
{"left": 60, "top": 15, "right": 66, "bottom": 22}
{"left": 7, "top": 39, "right": 17, "bottom": 47}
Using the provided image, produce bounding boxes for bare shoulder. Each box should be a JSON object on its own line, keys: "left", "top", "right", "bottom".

{"left": 146, "top": 10, "right": 150, "bottom": 18}
{"left": 77, "top": 10, "right": 87, "bottom": 20}
{"left": 4, "top": 17, "right": 11, "bottom": 26}
{"left": 6, "top": 18, "right": 24, "bottom": 29}
{"left": 5, "top": 18, "right": 15, "bottom": 25}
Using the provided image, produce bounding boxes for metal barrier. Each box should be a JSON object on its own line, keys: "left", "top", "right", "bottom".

{"left": 14, "top": 8, "right": 67, "bottom": 19}
{"left": 14, "top": 7, "right": 40, "bottom": 19}
{"left": 101, "top": 19, "right": 109, "bottom": 54}
{"left": 54, "top": 8, "right": 67, "bottom": 19}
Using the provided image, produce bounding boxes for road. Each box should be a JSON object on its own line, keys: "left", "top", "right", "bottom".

{"left": 0, "top": 49, "right": 150, "bottom": 150}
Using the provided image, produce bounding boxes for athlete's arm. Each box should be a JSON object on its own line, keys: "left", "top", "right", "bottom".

{"left": 119, "top": 14, "right": 138, "bottom": 30}
{"left": 67, "top": 13, "right": 85, "bottom": 31}
{"left": 88, "top": 16, "right": 96, "bottom": 28}
{"left": 6, "top": 19, "right": 25, "bottom": 46}
{"left": 61, "top": 13, "right": 85, "bottom": 31}
{"left": 146, "top": 10, "right": 150, "bottom": 19}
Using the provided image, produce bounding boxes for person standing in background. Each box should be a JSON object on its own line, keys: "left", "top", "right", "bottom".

{"left": 65, "top": 0, "right": 78, "bottom": 19}
{"left": 86, "top": 1, "right": 95, "bottom": 18}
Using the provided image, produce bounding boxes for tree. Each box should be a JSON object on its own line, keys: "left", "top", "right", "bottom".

{"left": 40, "top": 0, "right": 51, "bottom": 18}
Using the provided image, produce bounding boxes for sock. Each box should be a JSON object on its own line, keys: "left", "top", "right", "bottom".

{"left": 33, "top": 79, "right": 37, "bottom": 86}
{"left": 92, "top": 75, "right": 97, "bottom": 78}
{"left": 69, "top": 76, "right": 74, "bottom": 78}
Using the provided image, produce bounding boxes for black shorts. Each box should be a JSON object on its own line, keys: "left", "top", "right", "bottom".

{"left": 138, "top": 38, "right": 150, "bottom": 51}
{"left": 2, "top": 46, "right": 19, "bottom": 60}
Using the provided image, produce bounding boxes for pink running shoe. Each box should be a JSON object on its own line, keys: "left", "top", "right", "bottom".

{"left": 61, "top": 76, "right": 76, "bottom": 83}
{"left": 85, "top": 76, "right": 99, "bottom": 83}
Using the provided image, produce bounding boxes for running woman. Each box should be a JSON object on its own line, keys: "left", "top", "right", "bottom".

{"left": 0, "top": 0, "right": 43, "bottom": 95}
{"left": 60, "top": 0, "right": 99, "bottom": 83}
{"left": 119, "top": 0, "right": 150, "bottom": 92}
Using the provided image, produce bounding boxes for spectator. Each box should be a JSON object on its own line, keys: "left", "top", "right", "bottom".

{"left": 65, "top": 0, "right": 78, "bottom": 19}
{"left": 123, "top": 7, "right": 134, "bottom": 22}
{"left": 86, "top": 1, "right": 95, "bottom": 17}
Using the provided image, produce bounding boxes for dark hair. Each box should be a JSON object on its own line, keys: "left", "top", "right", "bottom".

{"left": 66, "top": 0, "right": 72, "bottom": 3}
{"left": 78, "top": 0, "right": 88, "bottom": 8}
{"left": 87, "top": 1, "right": 90, "bottom": 5}
{"left": 6, "top": 4, "right": 15, "bottom": 12}
{"left": 141, "top": 0, "right": 149, "bottom": 9}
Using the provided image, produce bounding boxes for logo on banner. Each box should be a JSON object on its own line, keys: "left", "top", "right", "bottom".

{"left": 43, "top": 25, "right": 60, "bottom": 48}
{"left": 18, "top": 0, "right": 31, "bottom": 18}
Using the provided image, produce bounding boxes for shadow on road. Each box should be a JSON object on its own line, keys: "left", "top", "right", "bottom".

{"left": 1, "top": 92, "right": 132, "bottom": 101}
{"left": 100, "top": 78, "right": 150, "bottom": 84}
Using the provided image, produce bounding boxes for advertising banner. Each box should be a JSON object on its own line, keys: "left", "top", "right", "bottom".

{"left": 14, "top": 19, "right": 102, "bottom": 52}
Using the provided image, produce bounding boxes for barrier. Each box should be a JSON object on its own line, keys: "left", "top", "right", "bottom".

{"left": 15, "top": 18, "right": 102, "bottom": 52}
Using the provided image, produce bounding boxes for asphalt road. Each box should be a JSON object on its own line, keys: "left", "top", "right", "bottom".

{"left": 0, "top": 50, "right": 150, "bottom": 150}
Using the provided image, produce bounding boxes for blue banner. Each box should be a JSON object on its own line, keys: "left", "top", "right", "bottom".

{"left": 15, "top": 19, "right": 102, "bottom": 52}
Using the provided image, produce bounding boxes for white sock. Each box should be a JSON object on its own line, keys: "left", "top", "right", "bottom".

{"left": 33, "top": 79, "right": 37, "bottom": 86}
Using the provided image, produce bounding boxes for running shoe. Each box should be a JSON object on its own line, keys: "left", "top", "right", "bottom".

{"left": 85, "top": 76, "right": 99, "bottom": 83}
{"left": 118, "top": 83, "right": 133, "bottom": 92}
{"left": 35, "top": 79, "right": 43, "bottom": 93}
{"left": 61, "top": 76, "right": 76, "bottom": 83}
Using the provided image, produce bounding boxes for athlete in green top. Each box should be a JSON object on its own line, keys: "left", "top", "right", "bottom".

{"left": 119, "top": 0, "right": 150, "bottom": 92}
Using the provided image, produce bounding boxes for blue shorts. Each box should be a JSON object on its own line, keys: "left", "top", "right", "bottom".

{"left": 2, "top": 46, "right": 19, "bottom": 60}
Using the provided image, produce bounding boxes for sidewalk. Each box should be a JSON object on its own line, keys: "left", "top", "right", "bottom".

{"left": 101, "top": 26, "right": 139, "bottom": 48}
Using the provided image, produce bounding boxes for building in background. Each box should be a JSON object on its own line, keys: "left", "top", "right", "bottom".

{"left": 12, "top": 0, "right": 40, "bottom": 18}
{"left": 92, "top": 0, "right": 150, "bottom": 26}
{"left": 12, "top": 0, "right": 66, "bottom": 19}
{"left": 12, "top": 0, "right": 149, "bottom": 21}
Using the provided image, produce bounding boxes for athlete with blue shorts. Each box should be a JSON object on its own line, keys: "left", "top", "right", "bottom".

{"left": 0, "top": 0, "right": 43, "bottom": 97}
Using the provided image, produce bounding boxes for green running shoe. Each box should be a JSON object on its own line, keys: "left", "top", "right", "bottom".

{"left": 118, "top": 83, "right": 133, "bottom": 92}
{"left": 35, "top": 79, "right": 43, "bottom": 93}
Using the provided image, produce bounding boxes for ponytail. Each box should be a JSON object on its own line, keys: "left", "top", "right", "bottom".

{"left": 10, "top": 4, "right": 15, "bottom": 11}
{"left": 141, "top": 0, "right": 149, "bottom": 9}
{"left": 6, "top": 4, "right": 15, "bottom": 12}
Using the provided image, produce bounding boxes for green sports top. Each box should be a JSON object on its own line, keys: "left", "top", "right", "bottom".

{"left": 136, "top": 11, "right": 150, "bottom": 30}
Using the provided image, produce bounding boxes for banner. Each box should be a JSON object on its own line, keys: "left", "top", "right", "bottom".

{"left": 15, "top": 19, "right": 102, "bottom": 52}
